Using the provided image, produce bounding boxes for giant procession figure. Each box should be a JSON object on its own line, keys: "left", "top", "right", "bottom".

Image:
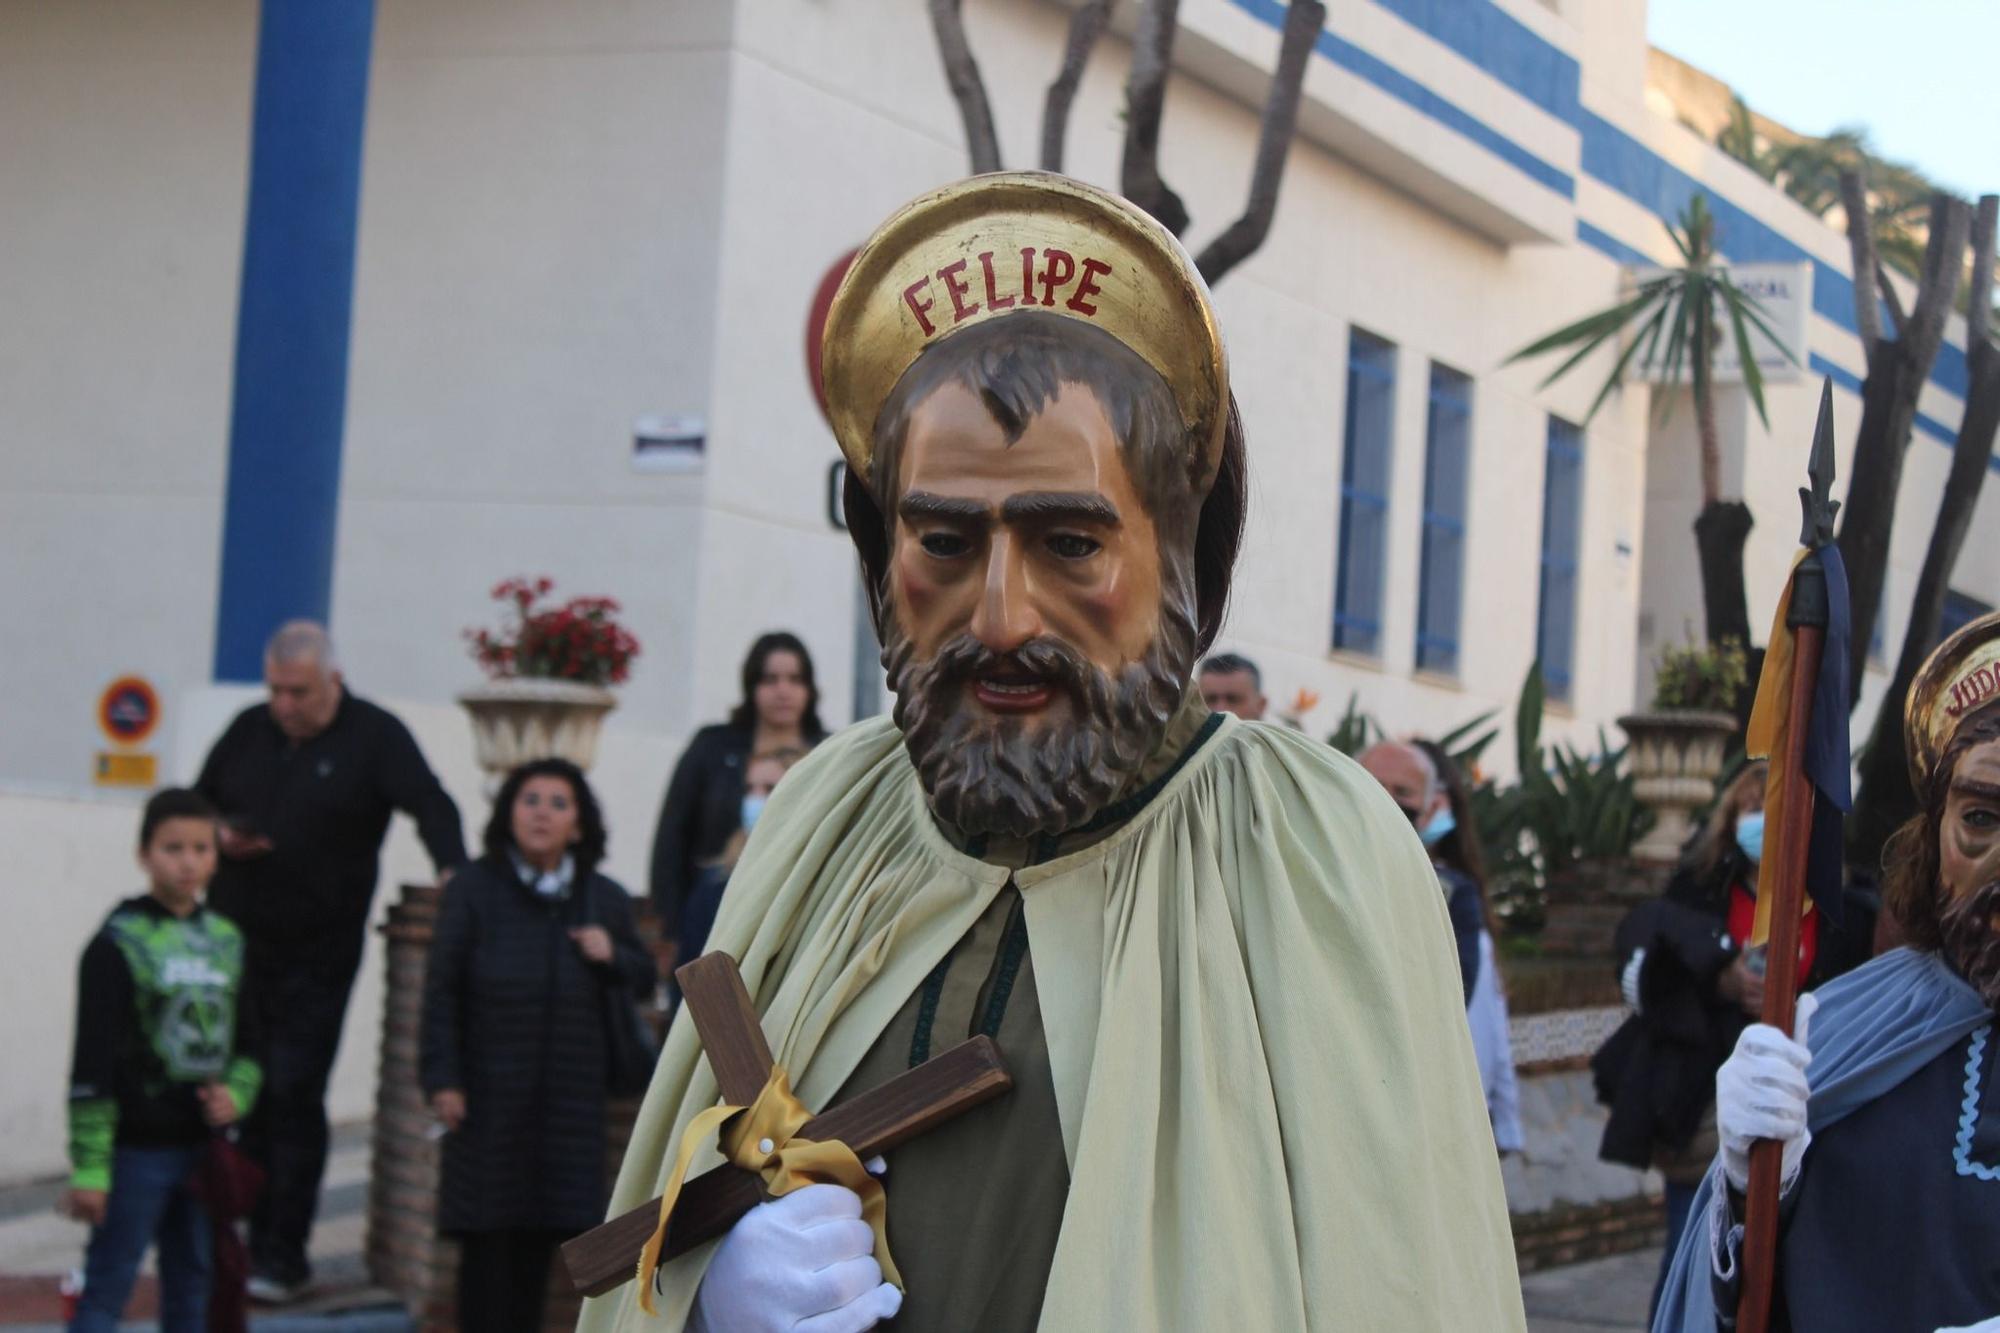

{"left": 577, "top": 172, "right": 1526, "bottom": 1333}
{"left": 1656, "top": 609, "right": 2000, "bottom": 1332}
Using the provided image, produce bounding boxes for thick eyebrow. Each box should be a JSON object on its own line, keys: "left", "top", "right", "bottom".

{"left": 1953, "top": 778, "right": 2000, "bottom": 802}
{"left": 1001, "top": 491, "right": 1121, "bottom": 526}
{"left": 898, "top": 491, "right": 990, "bottom": 523}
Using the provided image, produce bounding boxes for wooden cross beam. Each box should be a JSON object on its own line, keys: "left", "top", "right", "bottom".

{"left": 561, "top": 951, "right": 1013, "bottom": 1299}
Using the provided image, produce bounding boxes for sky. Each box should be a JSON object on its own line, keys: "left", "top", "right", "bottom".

{"left": 1646, "top": 0, "right": 1996, "bottom": 200}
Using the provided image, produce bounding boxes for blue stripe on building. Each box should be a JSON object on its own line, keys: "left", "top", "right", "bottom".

{"left": 1228, "top": 0, "right": 1976, "bottom": 440}
{"left": 1231, "top": 0, "right": 1574, "bottom": 198}
{"left": 212, "top": 0, "right": 377, "bottom": 682}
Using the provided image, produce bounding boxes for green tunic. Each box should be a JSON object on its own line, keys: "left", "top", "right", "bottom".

{"left": 583, "top": 690, "right": 1525, "bottom": 1331}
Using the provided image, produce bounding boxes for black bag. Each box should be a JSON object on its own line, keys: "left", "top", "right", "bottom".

{"left": 580, "top": 884, "right": 658, "bottom": 1097}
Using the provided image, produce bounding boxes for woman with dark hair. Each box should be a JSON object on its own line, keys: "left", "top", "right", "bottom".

{"left": 648, "top": 633, "right": 827, "bottom": 961}
{"left": 419, "top": 759, "right": 655, "bottom": 1333}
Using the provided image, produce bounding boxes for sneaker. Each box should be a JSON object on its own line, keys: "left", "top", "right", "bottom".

{"left": 246, "top": 1271, "right": 311, "bottom": 1305}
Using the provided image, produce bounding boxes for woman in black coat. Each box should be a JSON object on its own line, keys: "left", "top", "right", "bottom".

{"left": 648, "top": 632, "right": 827, "bottom": 961}
{"left": 419, "top": 758, "right": 655, "bottom": 1333}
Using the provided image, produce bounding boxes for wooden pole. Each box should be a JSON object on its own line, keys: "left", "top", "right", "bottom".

{"left": 1734, "top": 617, "right": 1826, "bottom": 1332}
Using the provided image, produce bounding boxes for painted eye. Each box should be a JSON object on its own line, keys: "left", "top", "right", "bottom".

{"left": 1047, "top": 534, "right": 1101, "bottom": 560}
{"left": 921, "top": 532, "right": 970, "bottom": 558}
{"left": 1967, "top": 808, "right": 1999, "bottom": 830}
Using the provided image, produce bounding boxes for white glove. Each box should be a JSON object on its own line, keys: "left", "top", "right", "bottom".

{"left": 692, "top": 1183, "right": 901, "bottom": 1333}
{"left": 1717, "top": 993, "right": 1817, "bottom": 1194}
{"left": 1934, "top": 1320, "right": 2000, "bottom": 1332}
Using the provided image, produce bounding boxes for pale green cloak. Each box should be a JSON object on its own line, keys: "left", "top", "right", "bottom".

{"left": 580, "top": 712, "right": 1525, "bottom": 1331}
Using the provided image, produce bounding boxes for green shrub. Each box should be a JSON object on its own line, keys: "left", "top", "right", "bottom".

{"left": 1652, "top": 635, "right": 1748, "bottom": 712}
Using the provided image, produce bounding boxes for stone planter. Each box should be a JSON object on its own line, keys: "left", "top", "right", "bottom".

{"left": 1617, "top": 710, "right": 1738, "bottom": 866}
{"left": 458, "top": 677, "right": 617, "bottom": 778}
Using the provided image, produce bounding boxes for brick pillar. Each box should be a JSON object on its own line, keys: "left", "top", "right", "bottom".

{"left": 366, "top": 883, "right": 664, "bottom": 1332}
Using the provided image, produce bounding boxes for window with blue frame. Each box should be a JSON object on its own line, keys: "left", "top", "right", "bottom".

{"left": 1334, "top": 330, "right": 1396, "bottom": 656}
{"left": 1537, "top": 417, "right": 1585, "bottom": 703}
{"left": 1416, "top": 364, "right": 1471, "bottom": 675}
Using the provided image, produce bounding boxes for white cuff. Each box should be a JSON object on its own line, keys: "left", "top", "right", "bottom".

{"left": 1621, "top": 948, "right": 1646, "bottom": 1012}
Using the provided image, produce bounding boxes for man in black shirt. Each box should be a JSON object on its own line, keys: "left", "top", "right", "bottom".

{"left": 195, "top": 621, "right": 466, "bottom": 1302}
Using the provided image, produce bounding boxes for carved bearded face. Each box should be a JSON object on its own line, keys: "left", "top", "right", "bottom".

{"left": 1936, "top": 737, "right": 2000, "bottom": 1005}
{"left": 880, "top": 379, "right": 1195, "bottom": 839}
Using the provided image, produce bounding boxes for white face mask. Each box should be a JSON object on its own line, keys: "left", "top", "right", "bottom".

{"left": 740, "top": 793, "right": 768, "bottom": 833}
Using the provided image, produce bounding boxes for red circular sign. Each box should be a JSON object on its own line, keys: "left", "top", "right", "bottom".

{"left": 805, "top": 247, "right": 860, "bottom": 430}
{"left": 99, "top": 676, "right": 160, "bottom": 745}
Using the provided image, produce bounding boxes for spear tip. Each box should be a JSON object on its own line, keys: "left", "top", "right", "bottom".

{"left": 1800, "top": 376, "right": 1839, "bottom": 547}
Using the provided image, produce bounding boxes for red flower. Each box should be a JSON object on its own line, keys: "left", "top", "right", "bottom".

{"left": 463, "top": 576, "right": 641, "bottom": 687}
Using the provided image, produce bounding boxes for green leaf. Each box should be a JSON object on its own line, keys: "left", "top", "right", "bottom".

{"left": 1584, "top": 301, "right": 1672, "bottom": 423}
{"left": 1504, "top": 284, "right": 1667, "bottom": 366}
{"left": 1515, "top": 660, "right": 1546, "bottom": 776}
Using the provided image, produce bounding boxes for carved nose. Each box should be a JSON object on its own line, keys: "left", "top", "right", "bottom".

{"left": 968, "top": 537, "right": 1040, "bottom": 655}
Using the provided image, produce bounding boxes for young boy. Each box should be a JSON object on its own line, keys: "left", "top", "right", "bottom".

{"left": 64, "top": 788, "right": 262, "bottom": 1332}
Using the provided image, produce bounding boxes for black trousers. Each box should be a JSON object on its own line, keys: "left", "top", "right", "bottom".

{"left": 456, "top": 1228, "right": 565, "bottom": 1333}
{"left": 242, "top": 944, "right": 360, "bottom": 1282}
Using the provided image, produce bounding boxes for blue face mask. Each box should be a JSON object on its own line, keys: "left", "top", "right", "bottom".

{"left": 1421, "top": 807, "right": 1456, "bottom": 848}
{"left": 1736, "top": 811, "right": 1765, "bottom": 863}
{"left": 740, "top": 793, "right": 768, "bottom": 833}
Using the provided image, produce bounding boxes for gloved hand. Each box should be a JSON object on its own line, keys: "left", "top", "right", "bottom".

{"left": 1935, "top": 1320, "right": 2000, "bottom": 1332}
{"left": 1718, "top": 992, "right": 1817, "bottom": 1194}
{"left": 692, "top": 1183, "right": 901, "bottom": 1333}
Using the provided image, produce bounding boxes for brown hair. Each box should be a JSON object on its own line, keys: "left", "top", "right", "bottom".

{"left": 1883, "top": 698, "right": 2000, "bottom": 953}
{"left": 842, "top": 312, "right": 1247, "bottom": 657}
{"left": 1691, "top": 760, "right": 1769, "bottom": 880}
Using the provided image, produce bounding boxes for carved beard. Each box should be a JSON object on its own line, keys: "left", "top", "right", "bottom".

{"left": 882, "top": 595, "right": 1197, "bottom": 841}
{"left": 1938, "top": 878, "right": 2000, "bottom": 1010}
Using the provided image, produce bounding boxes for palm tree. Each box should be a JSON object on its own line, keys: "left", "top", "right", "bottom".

{"left": 1506, "top": 195, "right": 1793, "bottom": 649}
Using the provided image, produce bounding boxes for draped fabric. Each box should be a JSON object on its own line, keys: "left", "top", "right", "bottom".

{"left": 581, "top": 713, "right": 1524, "bottom": 1331}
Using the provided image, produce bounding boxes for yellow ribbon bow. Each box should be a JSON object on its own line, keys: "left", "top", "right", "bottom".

{"left": 635, "top": 1065, "right": 900, "bottom": 1314}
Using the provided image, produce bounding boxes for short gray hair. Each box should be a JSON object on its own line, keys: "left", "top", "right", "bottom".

{"left": 265, "top": 620, "right": 336, "bottom": 673}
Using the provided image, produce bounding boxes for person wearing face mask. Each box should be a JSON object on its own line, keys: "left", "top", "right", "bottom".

{"left": 1359, "top": 741, "right": 1483, "bottom": 1004}
{"left": 1655, "top": 612, "right": 2000, "bottom": 1332}
{"left": 1411, "top": 738, "right": 1524, "bottom": 1154}
{"left": 418, "top": 759, "right": 655, "bottom": 1333}
{"left": 675, "top": 747, "right": 805, "bottom": 971}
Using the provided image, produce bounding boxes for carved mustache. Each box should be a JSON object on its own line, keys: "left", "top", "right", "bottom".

{"left": 921, "top": 633, "right": 1105, "bottom": 703}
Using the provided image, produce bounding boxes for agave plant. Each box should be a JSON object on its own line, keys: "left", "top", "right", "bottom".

{"left": 1507, "top": 194, "right": 1794, "bottom": 649}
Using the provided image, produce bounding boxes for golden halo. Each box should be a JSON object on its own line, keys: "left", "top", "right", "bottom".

{"left": 820, "top": 171, "right": 1228, "bottom": 493}
{"left": 1905, "top": 609, "right": 2000, "bottom": 787}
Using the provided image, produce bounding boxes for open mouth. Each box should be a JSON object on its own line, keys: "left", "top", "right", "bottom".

{"left": 972, "top": 674, "right": 1055, "bottom": 713}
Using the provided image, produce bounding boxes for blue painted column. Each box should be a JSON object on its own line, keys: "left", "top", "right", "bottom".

{"left": 212, "top": 0, "right": 377, "bottom": 682}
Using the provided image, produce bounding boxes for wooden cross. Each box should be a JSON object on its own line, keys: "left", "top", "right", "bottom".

{"left": 561, "top": 951, "right": 1013, "bottom": 1299}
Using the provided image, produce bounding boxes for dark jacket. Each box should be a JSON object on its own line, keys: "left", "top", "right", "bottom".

{"left": 648, "top": 723, "right": 753, "bottom": 934}
{"left": 196, "top": 691, "right": 466, "bottom": 964}
{"left": 1438, "top": 865, "right": 1483, "bottom": 1004}
{"left": 418, "top": 858, "right": 655, "bottom": 1234}
{"left": 1593, "top": 848, "right": 1875, "bottom": 1171}
{"left": 67, "top": 897, "right": 264, "bottom": 1187}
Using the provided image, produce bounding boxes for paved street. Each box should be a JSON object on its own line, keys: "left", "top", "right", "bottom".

{"left": 0, "top": 1121, "right": 1661, "bottom": 1330}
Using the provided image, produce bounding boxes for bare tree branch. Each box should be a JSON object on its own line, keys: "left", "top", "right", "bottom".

{"left": 1840, "top": 168, "right": 1882, "bottom": 353}
{"left": 1904, "top": 192, "right": 1973, "bottom": 373}
{"left": 1121, "top": 0, "right": 1191, "bottom": 236}
{"left": 1875, "top": 262, "right": 1907, "bottom": 342}
{"left": 1194, "top": 0, "right": 1325, "bottom": 286}
{"left": 1970, "top": 194, "right": 1998, "bottom": 351}
{"left": 1041, "top": 0, "right": 1113, "bottom": 173}
{"left": 929, "top": 0, "right": 1002, "bottom": 174}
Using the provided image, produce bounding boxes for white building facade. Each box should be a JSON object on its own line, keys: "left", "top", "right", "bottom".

{"left": 1, "top": 0, "right": 1992, "bottom": 1182}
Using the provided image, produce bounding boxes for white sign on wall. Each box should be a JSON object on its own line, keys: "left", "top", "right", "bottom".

{"left": 1631, "top": 261, "right": 1811, "bottom": 384}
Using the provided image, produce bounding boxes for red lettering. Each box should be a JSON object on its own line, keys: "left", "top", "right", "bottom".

{"left": 1038, "top": 249, "right": 1076, "bottom": 307}
{"left": 938, "top": 258, "right": 978, "bottom": 324}
{"left": 978, "top": 251, "right": 1014, "bottom": 311}
{"left": 1066, "top": 257, "right": 1112, "bottom": 315}
{"left": 902, "top": 277, "right": 937, "bottom": 337}
{"left": 1020, "top": 247, "right": 1037, "bottom": 304}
